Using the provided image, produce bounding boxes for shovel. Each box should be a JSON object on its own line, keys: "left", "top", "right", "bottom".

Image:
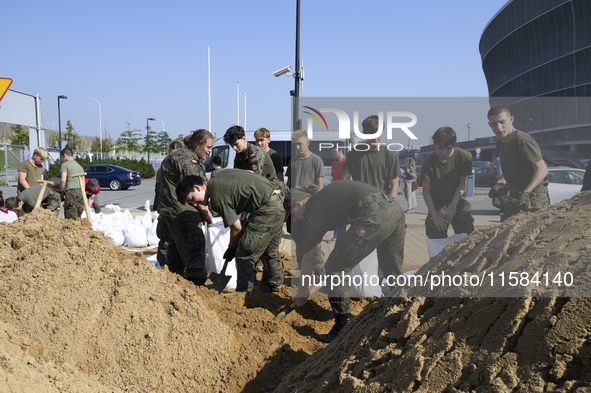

{"left": 211, "top": 258, "right": 232, "bottom": 294}
{"left": 274, "top": 285, "right": 322, "bottom": 322}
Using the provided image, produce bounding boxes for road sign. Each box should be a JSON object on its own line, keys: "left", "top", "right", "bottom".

{"left": 476, "top": 153, "right": 481, "bottom": 159}
{"left": 475, "top": 147, "right": 482, "bottom": 154}
{"left": 0, "top": 78, "right": 13, "bottom": 102}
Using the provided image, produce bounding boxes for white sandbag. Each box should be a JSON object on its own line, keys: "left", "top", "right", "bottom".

{"left": 147, "top": 218, "right": 159, "bottom": 246}
{"left": 348, "top": 249, "right": 382, "bottom": 298}
{"left": 205, "top": 217, "right": 231, "bottom": 273}
{"left": 140, "top": 200, "right": 152, "bottom": 230}
{"left": 123, "top": 221, "right": 148, "bottom": 248}
{"left": 426, "top": 233, "right": 468, "bottom": 259}
{"left": 105, "top": 230, "right": 125, "bottom": 247}
{"left": 146, "top": 254, "right": 161, "bottom": 269}
{"left": 104, "top": 204, "right": 121, "bottom": 212}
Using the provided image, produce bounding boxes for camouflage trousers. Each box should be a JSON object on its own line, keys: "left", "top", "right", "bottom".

{"left": 236, "top": 194, "right": 285, "bottom": 293}
{"left": 156, "top": 215, "right": 170, "bottom": 268}
{"left": 502, "top": 183, "right": 550, "bottom": 221}
{"left": 165, "top": 210, "right": 207, "bottom": 286}
{"left": 64, "top": 189, "right": 84, "bottom": 220}
{"left": 325, "top": 192, "right": 405, "bottom": 317}
{"left": 425, "top": 198, "right": 474, "bottom": 239}
{"left": 42, "top": 189, "right": 61, "bottom": 216}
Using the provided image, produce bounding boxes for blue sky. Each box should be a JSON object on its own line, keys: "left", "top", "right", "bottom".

{"left": 2, "top": 0, "right": 508, "bottom": 143}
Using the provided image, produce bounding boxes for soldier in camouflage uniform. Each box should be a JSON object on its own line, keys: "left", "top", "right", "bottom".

{"left": 419, "top": 127, "right": 475, "bottom": 239}
{"left": 158, "top": 130, "right": 214, "bottom": 286}
{"left": 290, "top": 181, "right": 405, "bottom": 343}
{"left": 59, "top": 148, "right": 85, "bottom": 220}
{"left": 176, "top": 169, "right": 285, "bottom": 294}
{"left": 487, "top": 104, "right": 550, "bottom": 221}
{"left": 7, "top": 184, "right": 61, "bottom": 217}
{"left": 223, "top": 125, "right": 279, "bottom": 184}
{"left": 154, "top": 141, "right": 183, "bottom": 268}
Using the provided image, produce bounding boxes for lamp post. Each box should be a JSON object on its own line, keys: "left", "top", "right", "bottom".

{"left": 147, "top": 118, "right": 155, "bottom": 163}
{"left": 467, "top": 123, "right": 471, "bottom": 142}
{"left": 89, "top": 97, "right": 102, "bottom": 156}
{"left": 541, "top": 109, "right": 545, "bottom": 133}
{"left": 57, "top": 95, "right": 68, "bottom": 150}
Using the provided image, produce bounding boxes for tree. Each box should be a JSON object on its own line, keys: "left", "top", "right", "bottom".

{"left": 47, "top": 130, "right": 60, "bottom": 148}
{"left": 156, "top": 131, "right": 172, "bottom": 154}
{"left": 117, "top": 122, "right": 142, "bottom": 153}
{"left": 9, "top": 124, "right": 29, "bottom": 145}
{"left": 143, "top": 125, "right": 158, "bottom": 155}
{"left": 63, "top": 120, "right": 82, "bottom": 149}
{"left": 175, "top": 133, "right": 184, "bottom": 142}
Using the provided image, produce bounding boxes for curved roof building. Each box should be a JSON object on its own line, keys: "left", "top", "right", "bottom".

{"left": 479, "top": 0, "right": 591, "bottom": 165}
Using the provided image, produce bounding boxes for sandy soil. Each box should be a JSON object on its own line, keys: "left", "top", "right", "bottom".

{"left": 276, "top": 192, "right": 591, "bottom": 392}
{"left": 0, "top": 209, "right": 370, "bottom": 392}
{"left": 2, "top": 192, "right": 591, "bottom": 392}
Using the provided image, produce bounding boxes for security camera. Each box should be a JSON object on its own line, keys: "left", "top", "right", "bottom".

{"left": 273, "top": 65, "right": 292, "bottom": 77}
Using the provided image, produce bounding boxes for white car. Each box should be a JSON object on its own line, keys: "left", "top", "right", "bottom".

{"left": 546, "top": 167, "right": 585, "bottom": 204}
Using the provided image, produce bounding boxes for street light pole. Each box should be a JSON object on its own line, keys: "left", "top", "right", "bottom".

{"left": 89, "top": 97, "right": 102, "bottom": 156}
{"left": 147, "top": 118, "right": 156, "bottom": 163}
{"left": 467, "top": 123, "right": 471, "bottom": 142}
{"left": 57, "top": 95, "right": 68, "bottom": 150}
{"left": 292, "top": 0, "right": 301, "bottom": 131}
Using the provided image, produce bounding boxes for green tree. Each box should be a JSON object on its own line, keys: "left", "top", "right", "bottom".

{"left": 9, "top": 124, "right": 29, "bottom": 145}
{"left": 143, "top": 125, "right": 158, "bottom": 155}
{"left": 175, "top": 133, "right": 184, "bottom": 142}
{"left": 64, "top": 120, "right": 82, "bottom": 149}
{"left": 117, "top": 122, "right": 142, "bottom": 153}
{"left": 47, "top": 130, "right": 60, "bottom": 148}
{"left": 156, "top": 131, "right": 172, "bottom": 154}
{"left": 91, "top": 136, "right": 115, "bottom": 153}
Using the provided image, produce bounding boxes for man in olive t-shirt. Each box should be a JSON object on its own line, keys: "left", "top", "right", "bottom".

{"left": 419, "top": 127, "right": 474, "bottom": 239}
{"left": 290, "top": 180, "right": 405, "bottom": 343}
{"left": 487, "top": 104, "right": 549, "bottom": 220}
{"left": 176, "top": 169, "right": 285, "bottom": 294}
{"left": 59, "top": 148, "right": 85, "bottom": 220}
{"left": 343, "top": 115, "right": 400, "bottom": 197}
{"left": 11, "top": 184, "right": 60, "bottom": 217}
{"left": 17, "top": 147, "right": 48, "bottom": 193}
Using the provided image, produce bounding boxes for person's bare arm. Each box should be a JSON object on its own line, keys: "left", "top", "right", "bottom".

{"left": 277, "top": 172, "right": 284, "bottom": 182}
{"left": 445, "top": 175, "right": 467, "bottom": 222}
{"left": 228, "top": 219, "right": 243, "bottom": 248}
{"left": 388, "top": 177, "right": 399, "bottom": 198}
{"left": 60, "top": 172, "right": 67, "bottom": 192}
{"left": 423, "top": 185, "right": 449, "bottom": 232}
{"left": 343, "top": 172, "right": 352, "bottom": 181}
{"left": 18, "top": 172, "right": 30, "bottom": 190}
{"left": 524, "top": 160, "right": 548, "bottom": 193}
{"left": 316, "top": 177, "right": 324, "bottom": 191}
{"left": 295, "top": 247, "right": 316, "bottom": 307}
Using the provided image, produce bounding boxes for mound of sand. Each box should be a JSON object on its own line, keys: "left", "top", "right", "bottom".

{"left": 0, "top": 208, "right": 371, "bottom": 392}
{"left": 276, "top": 192, "right": 591, "bottom": 392}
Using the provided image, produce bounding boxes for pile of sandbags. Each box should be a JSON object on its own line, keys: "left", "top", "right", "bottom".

{"left": 87, "top": 200, "right": 157, "bottom": 248}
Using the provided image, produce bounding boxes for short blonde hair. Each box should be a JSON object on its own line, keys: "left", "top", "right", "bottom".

{"left": 34, "top": 147, "right": 48, "bottom": 160}
{"left": 254, "top": 127, "right": 271, "bottom": 140}
{"left": 292, "top": 130, "right": 309, "bottom": 143}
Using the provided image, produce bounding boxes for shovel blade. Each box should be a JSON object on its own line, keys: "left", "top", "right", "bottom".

{"left": 211, "top": 259, "right": 231, "bottom": 293}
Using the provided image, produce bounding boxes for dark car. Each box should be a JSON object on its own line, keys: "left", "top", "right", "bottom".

{"left": 51, "top": 164, "right": 141, "bottom": 190}
{"left": 475, "top": 167, "right": 497, "bottom": 187}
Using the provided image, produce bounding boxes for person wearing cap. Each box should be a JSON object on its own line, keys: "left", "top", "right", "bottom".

{"left": 176, "top": 169, "right": 285, "bottom": 294}
{"left": 290, "top": 180, "right": 405, "bottom": 343}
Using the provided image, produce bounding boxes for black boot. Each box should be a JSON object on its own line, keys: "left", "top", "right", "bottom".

{"left": 317, "top": 314, "right": 352, "bottom": 343}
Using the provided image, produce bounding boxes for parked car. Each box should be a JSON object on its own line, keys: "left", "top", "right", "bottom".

{"left": 51, "top": 164, "right": 141, "bottom": 191}
{"left": 475, "top": 167, "right": 497, "bottom": 187}
{"left": 491, "top": 166, "right": 585, "bottom": 211}
{"left": 546, "top": 166, "right": 585, "bottom": 204}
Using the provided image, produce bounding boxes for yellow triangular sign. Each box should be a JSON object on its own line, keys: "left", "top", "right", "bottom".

{"left": 0, "top": 78, "right": 13, "bottom": 102}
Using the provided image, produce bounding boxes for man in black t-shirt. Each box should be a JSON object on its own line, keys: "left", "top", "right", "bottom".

{"left": 290, "top": 181, "right": 405, "bottom": 343}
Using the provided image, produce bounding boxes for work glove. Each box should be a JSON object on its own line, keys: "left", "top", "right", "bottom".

{"left": 488, "top": 182, "right": 505, "bottom": 199}
{"left": 223, "top": 247, "right": 237, "bottom": 261}
{"left": 518, "top": 191, "right": 532, "bottom": 211}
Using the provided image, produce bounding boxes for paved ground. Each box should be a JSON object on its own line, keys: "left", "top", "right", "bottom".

{"left": 2, "top": 179, "right": 501, "bottom": 272}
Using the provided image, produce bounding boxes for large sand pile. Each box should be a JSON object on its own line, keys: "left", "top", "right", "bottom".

{"left": 276, "top": 192, "right": 591, "bottom": 392}
{"left": 0, "top": 208, "right": 370, "bottom": 392}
